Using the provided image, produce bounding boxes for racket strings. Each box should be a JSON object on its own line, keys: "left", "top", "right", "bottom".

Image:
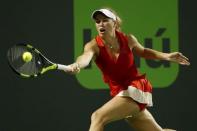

{"left": 7, "top": 45, "right": 42, "bottom": 76}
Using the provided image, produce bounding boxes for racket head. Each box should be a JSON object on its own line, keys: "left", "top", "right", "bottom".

{"left": 7, "top": 43, "right": 57, "bottom": 78}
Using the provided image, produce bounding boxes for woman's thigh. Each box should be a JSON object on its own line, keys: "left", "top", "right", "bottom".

{"left": 94, "top": 96, "right": 140, "bottom": 124}
{"left": 125, "top": 109, "right": 163, "bottom": 131}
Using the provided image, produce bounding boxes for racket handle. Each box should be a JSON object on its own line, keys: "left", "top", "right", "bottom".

{"left": 57, "top": 64, "right": 71, "bottom": 71}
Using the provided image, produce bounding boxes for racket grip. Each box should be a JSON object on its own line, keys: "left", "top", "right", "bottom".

{"left": 57, "top": 64, "right": 71, "bottom": 71}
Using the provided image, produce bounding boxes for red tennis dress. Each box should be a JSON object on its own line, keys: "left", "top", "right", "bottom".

{"left": 95, "top": 31, "right": 153, "bottom": 107}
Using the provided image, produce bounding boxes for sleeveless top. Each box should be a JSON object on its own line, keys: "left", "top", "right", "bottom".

{"left": 95, "top": 31, "right": 153, "bottom": 106}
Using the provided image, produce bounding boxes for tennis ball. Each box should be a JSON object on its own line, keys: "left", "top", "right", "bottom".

{"left": 22, "top": 52, "right": 32, "bottom": 62}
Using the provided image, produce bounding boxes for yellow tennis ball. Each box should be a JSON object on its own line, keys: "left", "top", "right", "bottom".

{"left": 22, "top": 52, "right": 32, "bottom": 62}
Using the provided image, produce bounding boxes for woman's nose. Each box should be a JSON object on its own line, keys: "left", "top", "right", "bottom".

{"left": 98, "top": 21, "right": 104, "bottom": 26}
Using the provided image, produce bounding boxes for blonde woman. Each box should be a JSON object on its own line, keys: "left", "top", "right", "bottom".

{"left": 65, "top": 8, "right": 190, "bottom": 131}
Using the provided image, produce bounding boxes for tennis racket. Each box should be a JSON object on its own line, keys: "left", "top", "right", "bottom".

{"left": 7, "top": 43, "right": 71, "bottom": 78}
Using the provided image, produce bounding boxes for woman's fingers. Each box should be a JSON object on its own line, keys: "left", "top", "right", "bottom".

{"left": 170, "top": 52, "right": 190, "bottom": 66}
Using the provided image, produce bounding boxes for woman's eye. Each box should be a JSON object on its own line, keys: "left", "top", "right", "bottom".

{"left": 103, "top": 19, "right": 109, "bottom": 22}
{"left": 95, "top": 20, "right": 100, "bottom": 24}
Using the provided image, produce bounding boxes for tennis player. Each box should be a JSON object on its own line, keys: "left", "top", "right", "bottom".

{"left": 66, "top": 8, "right": 190, "bottom": 131}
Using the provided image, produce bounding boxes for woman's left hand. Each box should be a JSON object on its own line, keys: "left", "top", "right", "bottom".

{"left": 167, "top": 52, "right": 190, "bottom": 65}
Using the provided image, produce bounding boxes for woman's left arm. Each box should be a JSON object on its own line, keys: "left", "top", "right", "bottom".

{"left": 128, "top": 34, "right": 190, "bottom": 66}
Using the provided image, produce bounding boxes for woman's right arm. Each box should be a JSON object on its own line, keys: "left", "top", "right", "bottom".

{"left": 67, "top": 40, "right": 97, "bottom": 74}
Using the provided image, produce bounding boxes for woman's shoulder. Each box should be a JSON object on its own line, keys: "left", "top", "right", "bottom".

{"left": 84, "top": 39, "right": 99, "bottom": 54}
{"left": 125, "top": 33, "right": 137, "bottom": 40}
{"left": 124, "top": 33, "right": 139, "bottom": 49}
{"left": 85, "top": 39, "right": 97, "bottom": 48}
{"left": 125, "top": 33, "right": 139, "bottom": 44}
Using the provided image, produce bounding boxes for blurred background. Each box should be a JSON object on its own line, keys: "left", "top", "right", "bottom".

{"left": 0, "top": 0, "right": 196, "bottom": 131}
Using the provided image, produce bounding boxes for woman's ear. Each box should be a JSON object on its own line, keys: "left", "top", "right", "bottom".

{"left": 114, "top": 21, "right": 117, "bottom": 28}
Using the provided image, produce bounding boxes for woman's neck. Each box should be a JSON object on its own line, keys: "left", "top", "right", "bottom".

{"left": 103, "top": 31, "right": 117, "bottom": 44}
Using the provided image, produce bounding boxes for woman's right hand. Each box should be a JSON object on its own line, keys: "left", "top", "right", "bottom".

{"left": 65, "top": 63, "right": 80, "bottom": 75}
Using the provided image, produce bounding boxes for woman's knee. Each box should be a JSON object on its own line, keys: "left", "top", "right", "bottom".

{"left": 91, "top": 110, "right": 108, "bottom": 126}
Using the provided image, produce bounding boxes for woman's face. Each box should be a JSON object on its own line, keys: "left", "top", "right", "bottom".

{"left": 94, "top": 14, "right": 116, "bottom": 37}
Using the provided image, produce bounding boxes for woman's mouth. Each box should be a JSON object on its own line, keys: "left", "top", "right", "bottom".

{"left": 99, "top": 28, "right": 106, "bottom": 33}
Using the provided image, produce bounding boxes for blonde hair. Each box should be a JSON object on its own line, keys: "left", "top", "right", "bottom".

{"left": 103, "top": 7, "right": 122, "bottom": 31}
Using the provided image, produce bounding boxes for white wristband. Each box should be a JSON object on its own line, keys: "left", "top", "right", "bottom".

{"left": 57, "top": 64, "right": 71, "bottom": 71}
